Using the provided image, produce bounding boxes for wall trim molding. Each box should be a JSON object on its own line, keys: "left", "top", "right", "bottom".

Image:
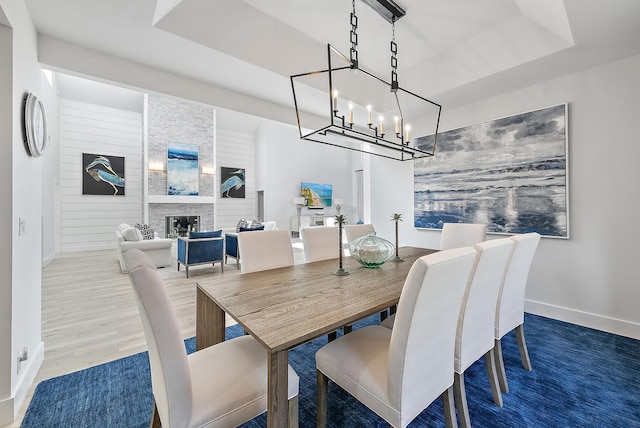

{"left": 525, "top": 299, "right": 640, "bottom": 340}
{"left": 2, "top": 341, "right": 44, "bottom": 425}
{"left": 148, "top": 195, "right": 215, "bottom": 204}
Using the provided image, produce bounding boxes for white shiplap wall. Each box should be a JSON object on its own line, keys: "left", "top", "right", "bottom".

{"left": 59, "top": 99, "right": 142, "bottom": 252}
{"left": 215, "top": 128, "right": 256, "bottom": 229}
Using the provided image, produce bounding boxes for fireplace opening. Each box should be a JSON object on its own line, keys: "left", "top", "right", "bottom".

{"left": 165, "top": 216, "right": 200, "bottom": 238}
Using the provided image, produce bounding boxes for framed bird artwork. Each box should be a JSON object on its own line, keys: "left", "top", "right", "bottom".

{"left": 82, "top": 153, "right": 125, "bottom": 196}
{"left": 220, "top": 167, "right": 245, "bottom": 198}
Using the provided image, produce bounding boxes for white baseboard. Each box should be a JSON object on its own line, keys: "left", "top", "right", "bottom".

{"left": 525, "top": 299, "right": 640, "bottom": 339}
{"left": 42, "top": 252, "right": 56, "bottom": 267}
{"left": 0, "top": 396, "right": 14, "bottom": 426}
{"left": 1, "top": 341, "right": 45, "bottom": 425}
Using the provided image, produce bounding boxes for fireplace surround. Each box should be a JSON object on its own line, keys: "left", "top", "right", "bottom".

{"left": 166, "top": 216, "right": 200, "bottom": 238}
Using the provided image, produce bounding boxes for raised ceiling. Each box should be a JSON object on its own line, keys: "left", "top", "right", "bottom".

{"left": 24, "top": 0, "right": 640, "bottom": 117}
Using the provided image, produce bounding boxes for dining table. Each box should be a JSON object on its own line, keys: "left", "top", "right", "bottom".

{"left": 195, "top": 246, "right": 437, "bottom": 427}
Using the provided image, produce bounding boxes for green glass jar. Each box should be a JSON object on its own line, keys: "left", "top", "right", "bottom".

{"left": 349, "top": 231, "right": 394, "bottom": 268}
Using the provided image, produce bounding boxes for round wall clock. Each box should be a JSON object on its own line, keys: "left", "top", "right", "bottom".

{"left": 24, "top": 92, "right": 48, "bottom": 157}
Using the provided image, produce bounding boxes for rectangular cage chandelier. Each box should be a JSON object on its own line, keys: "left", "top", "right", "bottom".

{"left": 290, "top": 0, "right": 442, "bottom": 161}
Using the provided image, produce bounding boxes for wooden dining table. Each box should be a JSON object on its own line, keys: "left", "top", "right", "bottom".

{"left": 195, "top": 246, "right": 436, "bottom": 427}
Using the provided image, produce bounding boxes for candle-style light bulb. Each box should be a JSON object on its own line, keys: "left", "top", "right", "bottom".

{"left": 379, "top": 115, "right": 384, "bottom": 134}
{"left": 394, "top": 116, "right": 400, "bottom": 134}
{"left": 348, "top": 101, "right": 354, "bottom": 124}
{"left": 333, "top": 90, "right": 339, "bottom": 111}
{"left": 367, "top": 105, "right": 372, "bottom": 124}
{"left": 405, "top": 124, "right": 411, "bottom": 143}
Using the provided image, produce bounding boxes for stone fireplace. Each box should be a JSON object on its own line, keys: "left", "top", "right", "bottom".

{"left": 148, "top": 203, "right": 214, "bottom": 238}
{"left": 166, "top": 215, "right": 200, "bottom": 238}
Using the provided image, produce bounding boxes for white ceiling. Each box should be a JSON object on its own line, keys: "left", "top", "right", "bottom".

{"left": 24, "top": 0, "right": 640, "bottom": 116}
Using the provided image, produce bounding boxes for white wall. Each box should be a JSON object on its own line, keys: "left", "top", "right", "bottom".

{"left": 370, "top": 53, "right": 640, "bottom": 338}
{"left": 0, "top": 14, "right": 13, "bottom": 425}
{"left": 40, "top": 71, "right": 60, "bottom": 265}
{"left": 0, "top": 0, "right": 43, "bottom": 423}
{"left": 256, "top": 121, "right": 354, "bottom": 233}
{"left": 58, "top": 99, "right": 142, "bottom": 252}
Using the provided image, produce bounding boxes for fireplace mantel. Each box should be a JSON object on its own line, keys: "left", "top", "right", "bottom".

{"left": 147, "top": 195, "right": 215, "bottom": 204}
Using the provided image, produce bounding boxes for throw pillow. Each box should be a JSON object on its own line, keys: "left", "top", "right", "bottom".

{"left": 235, "top": 219, "right": 249, "bottom": 232}
{"left": 135, "top": 223, "right": 155, "bottom": 240}
{"left": 248, "top": 219, "right": 262, "bottom": 228}
{"left": 122, "top": 227, "right": 143, "bottom": 241}
{"left": 189, "top": 230, "right": 222, "bottom": 239}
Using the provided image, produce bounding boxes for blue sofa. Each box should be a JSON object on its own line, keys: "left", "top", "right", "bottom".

{"left": 177, "top": 230, "right": 224, "bottom": 277}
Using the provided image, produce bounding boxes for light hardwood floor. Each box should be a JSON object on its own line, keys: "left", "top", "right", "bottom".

{"left": 8, "top": 241, "right": 306, "bottom": 427}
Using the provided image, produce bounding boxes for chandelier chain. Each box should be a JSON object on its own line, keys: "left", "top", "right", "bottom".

{"left": 390, "top": 18, "right": 398, "bottom": 91}
{"left": 350, "top": 0, "right": 358, "bottom": 68}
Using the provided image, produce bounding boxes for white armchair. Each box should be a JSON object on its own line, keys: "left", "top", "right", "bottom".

{"left": 115, "top": 224, "right": 172, "bottom": 273}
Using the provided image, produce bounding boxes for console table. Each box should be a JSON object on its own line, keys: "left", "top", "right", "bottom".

{"left": 290, "top": 215, "right": 329, "bottom": 237}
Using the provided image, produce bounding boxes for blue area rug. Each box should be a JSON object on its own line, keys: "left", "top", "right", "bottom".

{"left": 22, "top": 314, "right": 640, "bottom": 427}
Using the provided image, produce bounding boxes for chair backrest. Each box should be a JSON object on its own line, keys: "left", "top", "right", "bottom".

{"left": 263, "top": 221, "right": 277, "bottom": 230}
{"left": 455, "top": 238, "right": 514, "bottom": 373}
{"left": 345, "top": 223, "right": 375, "bottom": 243}
{"left": 238, "top": 229, "right": 294, "bottom": 273}
{"left": 124, "top": 247, "right": 159, "bottom": 272}
{"left": 495, "top": 233, "right": 541, "bottom": 339}
{"left": 301, "top": 226, "right": 340, "bottom": 262}
{"left": 440, "top": 223, "right": 487, "bottom": 250}
{"left": 387, "top": 247, "right": 477, "bottom": 423}
{"left": 124, "top": 249, "right": 192, "bottom": 428}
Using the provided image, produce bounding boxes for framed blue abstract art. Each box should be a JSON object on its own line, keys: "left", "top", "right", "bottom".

{"left": 167, "top": 142, "right": 199, "bottom": 196}
{"left": 414, "top": 104, "right": 569, "bottom": 238}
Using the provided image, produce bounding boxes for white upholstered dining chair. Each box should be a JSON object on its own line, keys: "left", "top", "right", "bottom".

{"left": 316, "top": 247, "right": 478, "bottom": 428}
{"left": 440, "top": 223, "right": 487, "bottom": 250}
{"left": 301, "top": 225, "right": 352, "bottom": 340}
{"left": 453, "top": 238, "right": 514, "bottom": 428}
{"left": 124, "top": 249, "right": 300, "bottom": 428}
{"left": 238, "top": 229, "right": 294, "bottom": 273}
{"left": 300, "top": 226, "right": 340, "bottom": 262}
{"left": 493, "top": 232, "right": 541, "bottom": 393}
{"left": 344, "top": 223, "right": 375, "bottom": 244}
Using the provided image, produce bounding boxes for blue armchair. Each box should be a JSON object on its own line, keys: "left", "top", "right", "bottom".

{"left": 177, "top": 230, "right": 224, "bottom": 278}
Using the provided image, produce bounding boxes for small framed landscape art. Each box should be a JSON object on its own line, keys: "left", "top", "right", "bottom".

{"left": 167, "top": 142, "right": 199, "bottom": 196}
{"left": 413, "top": 104, "right": 569, "bottom": 238}
{"left": 82, "top": 153, "right": 125, "bottom": 196}
{"left": 220, "top": 167, "right": 245, "bottom": 198}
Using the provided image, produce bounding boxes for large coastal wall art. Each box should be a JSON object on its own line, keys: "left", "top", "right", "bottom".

{"left": 82, "top": 153, "right": 125, "bottom": 196}
{"left": 167, "top": 141, "right": 199, "bottom": 196}
{"left": 414, "top": 104, "right": 569, "bottom": 238}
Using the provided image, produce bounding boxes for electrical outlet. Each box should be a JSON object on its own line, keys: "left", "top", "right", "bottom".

{"left": 17, "top": 347, "right": 28, "bottom": 374}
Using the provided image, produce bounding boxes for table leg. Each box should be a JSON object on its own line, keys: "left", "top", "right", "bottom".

{"left": 196, "top": 286, "right": 225, "bottom": 350}
{"left": 267, "top": 349, "right": 289, "bottom": 427}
